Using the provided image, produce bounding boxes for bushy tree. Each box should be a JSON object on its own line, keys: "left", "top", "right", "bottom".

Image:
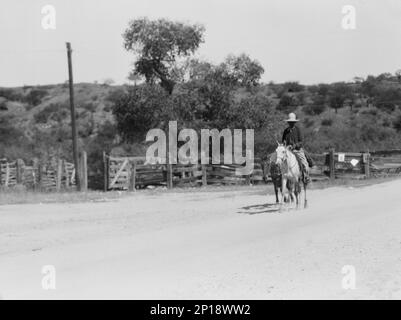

{"left": 282, "top": 81, "right": 304, "bottom": 93}
{"left": 123, "top": 18, "right": 205, "bottom": 94}
{"left": 328, "top": 82, "right": 352, "bottom": 113}
{"left": 112, "top": 84, "right": 172, "bottom": 141}
{"left": 277, "top": 93, "right": 297, "bottom": 110}
{"left": 221, "top": 54, "right": 264, "bottom": 88}
{"left": 24, "top": 88, "right": 48, "bottom": 106}
{"left": 393, "top": 114, "right": 401, "bottom": 132}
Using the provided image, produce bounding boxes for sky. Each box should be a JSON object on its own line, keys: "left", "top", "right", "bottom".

{"left": 0, "top": 0, "right": 400, "bottom": 87}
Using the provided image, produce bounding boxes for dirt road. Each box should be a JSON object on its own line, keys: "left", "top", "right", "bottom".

{"left": 1, "top": 180, "right": 401, "bottom": 299}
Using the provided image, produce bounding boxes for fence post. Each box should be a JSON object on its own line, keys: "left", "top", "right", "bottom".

{"left": 329, "top": 148, "right": 335, "bottom": 180}
{"left": 103, "top": 151, "right": 108, "bottom": 192}
{"left": 202, "top": 164, "right": 207, "bottom": 186}
{"left": 37, "top": 163, "right": 42, "bottom": 190}
{"left": 166, "top": 151, "right": 173, "bottom": 189}
{"left": 56, "top": 159, "right": 63, "bottom": 191}
{"left": 63, "top": 160, "right": 69, "bottom": 189}
{"left": 245, "top": 173, "right": 251, "bottom": 185}
{"left": 81, "top": 151, "right": 88, "bottom": 191}
{"left": 16, "top": 159, "right": 24, "bottom": 184}
{"left": 167, "top": 163, "right": 173, "bottom": 189}
{"left": 245, "top": 149, "right": 252, "bottom": 185}
{"left": 32, "top": 159, "right": 38, "bottom": 190}
{"left": 363, "top": 152, "right": 370, "bottom": 178}
{"left": 5, "top": 162, "right": 10, "bottom": 187}
{"left": 129, "top": 161, "right": 136, "bottom": 191}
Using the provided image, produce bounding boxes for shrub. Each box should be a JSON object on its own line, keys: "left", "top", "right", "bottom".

{"left": 24, "top": 89, "right": 48, "bottom": 106}
{"left": 382, "top": 118, "right": 391, "bottom": 127}
{"left": 376, "top": 101, "right": 396, "bottom": 113}
{"left": 0, "top": 88, "right": 24, "bottom": 101}
{"left": 321, "top": 118, "right": 333, "bottom": 126}
{"left": 303, "top": 103, "right": 326, "bottom": 115}
{"left": 106, "top": 88, "right": 126, "bottom": 104}
{"left": 112, "top": 84, "right": 170, "bottom": 142}
{"left": 304, "top": 117, "right": 314, "bottom": 128}
{"left": 393, "top": 115, "right": 401, "bottom": 132}
{"left": 82, "top": 102, "right": 97, "bottom": 113}
{"left": 360, "top": 123, "right": 392, "bottom": 142}
{"left": 282, "top": 81, "right": 304, "bottom": 93}
{"left": 361, "top": 108, "right": 378, "bottom": 116}
{"left": 34, "top": 103, "right": 69, "bottom": 124}
{"left": 0, "top": 99, "right": 7, "bottom": 111}
{"left": 277, "top": 94, "right": 297, "bottom": 110}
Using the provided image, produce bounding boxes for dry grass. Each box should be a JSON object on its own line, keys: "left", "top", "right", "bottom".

{"left": 0, "top": 188, "right": 128, "bottom": 206}
{"left": 0, "top": 176, "right": 399, "bottom": 206}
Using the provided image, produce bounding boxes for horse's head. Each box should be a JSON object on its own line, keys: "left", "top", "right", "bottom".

{"left": 275, "top": 143, "right": 287, "bottom": 166}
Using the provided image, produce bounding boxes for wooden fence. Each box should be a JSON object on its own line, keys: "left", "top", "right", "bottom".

{"left": 103, "top": 149, "right": 401, "bottom": 191}
{"left": 309, "top": 149, "right": 401, "bottom": 180}
{"left": 103, "top": 152, "right": 265, "bottom": 191}
{"left": 0, "top": 151, "right": 88, "bottom": 191}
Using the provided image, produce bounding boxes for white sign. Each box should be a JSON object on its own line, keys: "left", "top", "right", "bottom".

{"left": 338, "top": 153, "right": 345, "bottom": 162}
{"left": 350, "top": 159, "right": 359, "bottom": 167}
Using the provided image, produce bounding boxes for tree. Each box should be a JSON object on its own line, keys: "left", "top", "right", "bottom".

{"left": 282, "top": 81, "right": 304, "bottom": 93}
{"left": 112, "top": 84, "right": 172, "bottom": 142}
{"left": 277, "top": 93, "right": 297, "bottom": 111}
{"left": 395, "top": 69, "right": 401, "bottom": 82}
{"left": 193, "top": 67, "right": 233, "bottom": 127}
{"left": 353, "top": 76, "right": 364, "bottom": 83}
{"left": 303, "top": 95, "right": 327, "bottom": 115}
{"left": 123, "top": 18, "right": 205, "bottom": 94}
{"left": 393, "top": 114, "right": 401, "bottom": 132}
{"left": 127, "top": 72, "right": 142, "bottom": 85}
{"left": 25, "top": 88, "right": 48, "bottom": 106}
{"left": 102, "top": 78, "right": 115, "bottom": 86}
{"left": 221, "top": 54, "right": 264, "bottom": 88}
{"left": 328, "top": 82, "right": 352, "bottom": 113}
{"left": 185, "top": 59, "right": 214, "bottom": 81}
{"left": 317, "top": 83, "right": 330, "bottom": 97}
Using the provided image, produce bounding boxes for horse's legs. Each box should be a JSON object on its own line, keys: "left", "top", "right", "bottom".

{"left": 304, "top": 182, "right": 308, "bottom": 208}
{"left": 294, "top": 184, "right": 299, "bottom": 209}
{"left": 288, "top": 180, "right": 297, "bottom": 206}
{"left": 289, "top": 187, "right": 295, "bottom": 205}
{"left": 274, "top": 182, "right": 279, "bottom": 203}
{"left": 279, "top": 186, "right": 283, "bottom": 202}
{"left": 281, "top": 177, "right": 287, "bottom": 206}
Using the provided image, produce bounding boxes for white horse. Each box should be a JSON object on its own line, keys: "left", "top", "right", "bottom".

{"left": 275, "top": 144, "right": 308, "bottom": 209}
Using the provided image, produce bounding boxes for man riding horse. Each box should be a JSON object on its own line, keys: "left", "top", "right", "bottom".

{"left": 282, "top": 113, "right": 313, "bottom": 184}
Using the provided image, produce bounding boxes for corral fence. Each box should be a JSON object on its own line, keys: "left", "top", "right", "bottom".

{"left": 103, "top": 149, "right": 401, "bottom": 191}
{"left": 309, "top": 148, "right": 401, "bottom": 180}
{"left": 103, "top": 152, "right": 265, "bottom": 191}
{"left": 0, "top": 151, "right": 88, "bottom": 191}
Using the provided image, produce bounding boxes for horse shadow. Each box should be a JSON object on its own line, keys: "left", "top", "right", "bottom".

{"left": 238, "top": 202, "right": 280, "bottom": 215}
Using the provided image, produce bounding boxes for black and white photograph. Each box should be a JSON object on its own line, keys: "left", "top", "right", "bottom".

{"left": 1, "top": 0, "right": 401, "bottom": 305}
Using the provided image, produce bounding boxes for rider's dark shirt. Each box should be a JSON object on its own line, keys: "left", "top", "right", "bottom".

{"left": 282, "top": 125, "right": 303, "bottom": 150}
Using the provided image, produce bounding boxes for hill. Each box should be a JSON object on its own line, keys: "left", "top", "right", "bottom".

{"left": 1, "top": 73, "right": 401, "bottom": 189}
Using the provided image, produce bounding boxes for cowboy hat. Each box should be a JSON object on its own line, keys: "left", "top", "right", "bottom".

{"left": 285, "top": 113, "right": 299, "bottom": 122}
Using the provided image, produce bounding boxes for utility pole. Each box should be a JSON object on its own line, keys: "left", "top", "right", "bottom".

{"left": 66, "top": 42, "right": 81, "bottom": 191}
